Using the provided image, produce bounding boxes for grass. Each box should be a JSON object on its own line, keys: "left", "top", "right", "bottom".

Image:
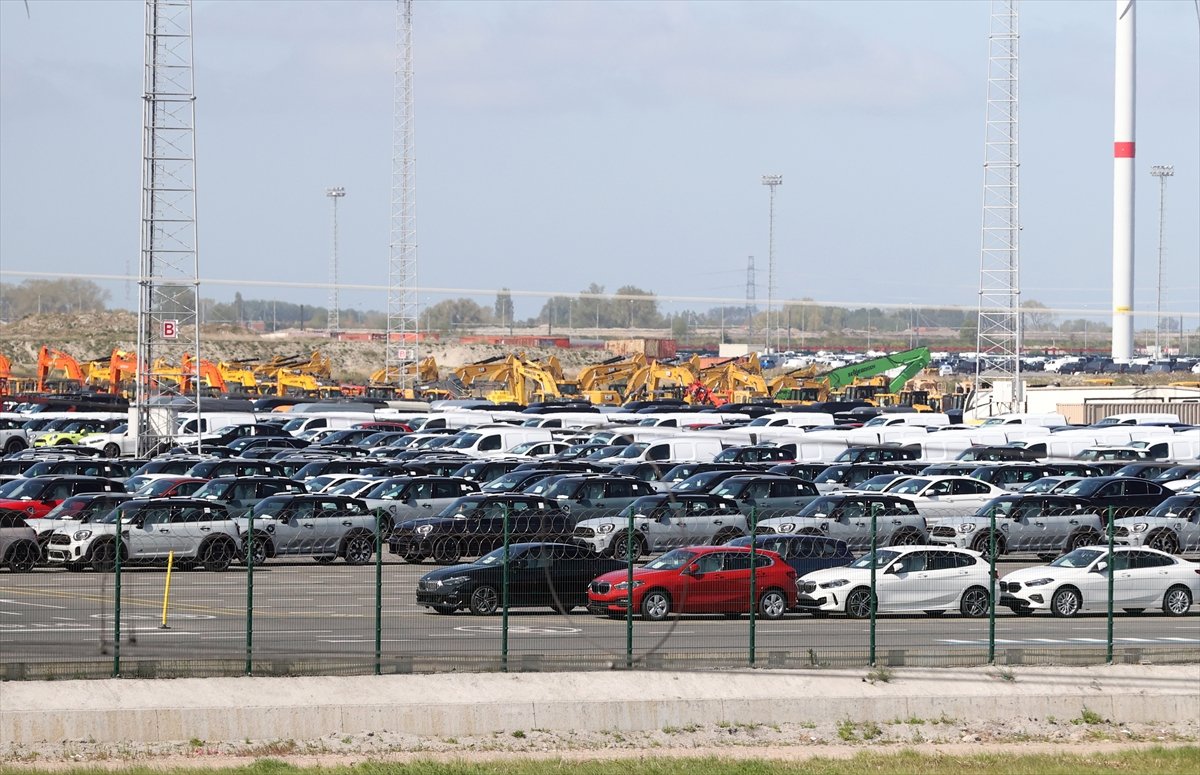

{"left": 864, "top": 666, "right": 894, "bottom": 684}
{"left": 2, "top": 748, "right": 1198, "bottom": 774}
{"left": 1073, "top": 708, "right": 1106, "bottom": 726}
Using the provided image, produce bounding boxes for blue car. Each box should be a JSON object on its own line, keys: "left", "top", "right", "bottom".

{"left": 724, "top": 534, "right": 854, "bottom": 577}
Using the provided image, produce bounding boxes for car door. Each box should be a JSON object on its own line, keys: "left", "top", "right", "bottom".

{"left": 1007, "top": 500, "right": 1048, "bottom": 552}
{"left": 275, "top": 500, "right": 318, "bottom": 555}
{"left": 132, "top": 504, "right": 175, "bottom": 559}
{"left": 1106, "top": 550, "right": 1144, "bottom": 609}
{"left": 876, "top": 550, "right": 930, "bottom": 611}
{"left": 1124, "top": 550, "right": 1175, "bottom": 607}
{"left": 679, "top": 551, "right": 728, "bottom": 612}
{"left": 923, "top": 549, "right": 975, "bottom": 608}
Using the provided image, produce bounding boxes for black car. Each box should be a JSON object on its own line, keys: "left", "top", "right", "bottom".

{"left": 388, "top": 494, "right": 571, "bottom": 564}
{"left": 954, "top": 445, "right": 1041, "bottom": 463}
{"left": 1060, "top": 476, "right": 1173, "bottom": 516}
{"left": 453, "top": 458, "right": 526, "bottom": 484}
{"left": 832, "top": 445, "right": 921, "bottom": 464}
{"left": 723, "top": 534, "right": 854, "bottom": 577}
{"left": 415, "top": 542, "right": 625, "bottom": 615}
{"left": 765, "top": 462, "right": 835, "bottom": 481}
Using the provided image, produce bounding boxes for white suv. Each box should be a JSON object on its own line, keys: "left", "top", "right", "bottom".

{"left": 44, "top": 498, "right": 242, "bottom": 572}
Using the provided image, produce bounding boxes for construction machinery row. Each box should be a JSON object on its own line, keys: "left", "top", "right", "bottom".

{"left": 1, "top": 344, "right": 946, "bottom": 411}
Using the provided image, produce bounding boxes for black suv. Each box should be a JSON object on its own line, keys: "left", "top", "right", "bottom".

{"left": 388, "top": 494, "right": 570, "bottom": 564}
{"left": 832, "top": 445, "right": 921, "bottom": 464}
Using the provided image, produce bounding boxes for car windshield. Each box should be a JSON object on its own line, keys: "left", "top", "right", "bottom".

{"left": 251, "top": 499, "right": 288, "bottom": 518}
{"left": 813, "top": 468, "right": 848, "bottom": 484}
{"left": 0, "top": 479, "right": 27, "bottom": 498}
{"left": 447, "top": 433, "right": 482, "bottom": 450}
{"left": 1049, "top": 548, "right": 1105, "bottom": 568}
{"left": 644, "top": 549, "right": 697, "bottom": 570}
{"left": 1155, "top": 466, "right": 1200, "bottom": 482}
{"left": 543, "top": 480, "right": 582, "bottom": 499}
{"left": 193, "top": 481, "right": 234, "bottom": 500}
{"left": 710, "top": 480, "right": 746, "bottom": 498}
{"left": 1149, "top": 497, "right": 1197, "bottom": 518}
{"left": 849, "top": 549, "right": 902, "bottom": 569}
{"left": 97, "top": 506, "right": 138, "bottom": 525}
{"left": 856, "top": 475, "right": 900, "bottom": 492}
{"left": 482, "top": 473, "right": 530, "bottom": 493}
{"left": 973, "top": 498, "right": 1016, "bottom": 517}
{"left": 617, "top": 497, "right": 665, "bottom": 518}
{"left": 437, "top": 498, "right": 482, "bottom": 517}
{"left": 2, "top": 479, "right": 50, "bottom": 500}
{"left": 42, "top": 499, "right": 86, "bottom": 519}
{"left": 137, "top": 479, "right": 186, "bottom": 497}
{"left": 365, "top": 479, "right": 411, "bottom": 499}
{"left": 327, "top": 479, "right": 373, "bottom": 496}
{"left": 889, "top": 478, "right": 931, "bottom": 495}
{"left": 475, "top": 545, "right": 530, "bottom": 566}
{"left": 612, "top": 443, "right": 648, "bottom": 460}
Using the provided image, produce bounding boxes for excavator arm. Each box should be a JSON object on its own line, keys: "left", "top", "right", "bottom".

{"left": 821, "top": 347, "right": 931, "bottom": 392}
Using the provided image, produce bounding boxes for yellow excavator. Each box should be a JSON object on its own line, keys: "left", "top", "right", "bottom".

{"left": 622, "top": 356, "right": 701, "bottom": 403}
{"left": 575, "top": 354, "right": 646, "bottom": 405}
{"left": 695, "top": 354, "right": 770, "bottom": 405}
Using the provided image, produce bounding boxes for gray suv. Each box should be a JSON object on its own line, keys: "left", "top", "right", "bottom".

{"left": 928, "top": 494, "right": 1104, "bottom": 561}
{"left": 755, "top": 494, "right": 927, "bottom": 551}
{"left": 236, "top": 494, "right": 381, "bottom": 565}
{"left": 0, "top": 509, "right": 40, "bottom": 571}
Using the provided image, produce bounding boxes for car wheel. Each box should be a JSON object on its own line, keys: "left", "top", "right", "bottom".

{"left": 959, "top": 586, "right": 990, "bottom": 618}
{"left": 103, "top": 443, "right": 122, "bottom": 458}
{"left": 244, "top": 536, "right": 269, "bottom": 566}
{"left": 924, "top": 610, "right": 946, "bottom": 617}
{"left": 1051, "top": 587, "right": 1082, "bottom": 618}
{"left": 1067, "top": 532, "right": 1097, "bottom": 553}
{"left": 201, "top": 540, "right": 233, "bottom": 572}
{"left": 1162, "top": 585, "right": 1192, "bottom": 616}
{"left": 376, "top": 515, "right": 395, "bottom": 538}
{"left": 431, "top": 605, "right": 457, "bottom": 615}
{"left": 342, "top": 534, "right": 374, "bottom": 566}
{"left": 971, "top": 534, "right": 1003, "bottom": 562}
{"left": 468, "top": 585, "right": 499, "bottom": 615}
{"left": 610, "top": 532, "right": 643, "bottom": 562}
{"left": 891, "top": 530, "right": 921, "bottom": 547}
{"left": 6, "top": 542, "right": 38, "bottom": 572}
{"left": 431, "top": 538, "right": 460, "bottom": 565}
{"left": 1122, "top": 608, "right": 1145, "bottom": 615}
{"left": 3, "top": 437, "right": 27, "bottom": 455}
{"left": 402, "top": 548, "right": 427, "bottom": 564}
{"left": 640, "top": 589, "right": 671, "bottom": 621}
{"left": 1146, "top": 531, "right": 1180, "bottom": 555}
{"left": 845, "top": 587, "right": 875, "bottom": 619}
{"left": 758, "top": 589, "right": 788, "bottom": 620}
{"left": 89, "top": 540, "right": 125, "bottom": 572}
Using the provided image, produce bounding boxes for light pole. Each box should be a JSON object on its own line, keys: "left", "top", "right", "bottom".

{"left": 326, "top": 186, "right": 346, "bottom": 333}
{"left": 762, "top": 175, "right": 782, "bottom": 353}
{"left": 1150, "top": 165, "right": 1173, "bottom": 358}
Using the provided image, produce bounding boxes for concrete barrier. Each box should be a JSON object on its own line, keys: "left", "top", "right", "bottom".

{"left": 2, "top": 664, "right": 1197, "bottom": 746}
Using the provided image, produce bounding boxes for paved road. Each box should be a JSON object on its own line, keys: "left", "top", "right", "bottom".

{"left": 2, "top": 557, "right": 1197, "bottom": 676}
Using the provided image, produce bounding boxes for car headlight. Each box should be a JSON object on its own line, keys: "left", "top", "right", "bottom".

{"left": 415, "top": 524, "right": 434, "bottom": 536}
{"left": 73, "top": 530, "right": 93, "bottom": 541}
{"left": 1128, "top": 523, "right": 1149, "bottom": 533}
{"left": 435, "top": 575, "right": 470, "bottom": 587}
{"left": 598, "top": 524, "right": 615, "bottom": 534}
{"left": 613, "top": 580, "right": 644, "bottom": 591}
{"left": 777, "top": 523, "right": 795, "bottom": 533}
{"left": 958, "top": 523, "right": 977, "bottom": 534}
{"left": 819, "top": 579, "right": 849, "bottom": 589}
{"left": 1024, "top": 577, "right": 1052, "bottom": 587}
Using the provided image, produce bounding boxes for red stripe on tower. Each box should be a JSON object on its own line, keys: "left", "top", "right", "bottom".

{"left": 1114, "top": 141, "right": 1135, "bottom": 158}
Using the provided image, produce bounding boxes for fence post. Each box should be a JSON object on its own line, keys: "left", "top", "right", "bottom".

{"left": 501, "top": 504, "right": 510, "bottom": 673}
{"left": 374, "top": 510, "right": 383, "bottom": 676}
{"left": 1106, "top": 506, "right": 1115, "bottom": 665}
{"left": 748, "top": 506, "right": 757, "bottom": 667}
{"left": 112, "top": 527, "right": 122, "bottom": 678}
{"left": 869, "top": 506, "right": 877, "bottom": 667}
{"left": 988, "top": 506, "right": 997, "bottom": 665}
{"left": 625, "top": 503, "right": 635, "bottom": 669}
{"left": 245, "top": 511, "right": 255, "bottom": 676}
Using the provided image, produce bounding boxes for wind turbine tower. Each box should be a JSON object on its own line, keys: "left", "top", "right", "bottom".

{"left": 385, "top": 0, "right": 420, "bottom": 390}
{"left": 975, "top": 0, "right": 1022, "bottom": 414}
{"left": 134, "top": 0, "right": 202, "bottom": 455}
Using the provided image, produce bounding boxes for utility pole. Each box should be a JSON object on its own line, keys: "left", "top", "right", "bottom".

{"left": 762, "top": 176, "right": 782, "bottom": 353}
{"left": 1150, "top": 164, "right": 1173, "bottom": 357}
{"left": 326, "top": 186, "right": 345, "bottom": 334}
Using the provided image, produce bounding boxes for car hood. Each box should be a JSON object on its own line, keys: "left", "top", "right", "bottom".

{"left": 798, "top": 566, "right": 867, "bottom": 584}
{"left": 1001, "top": 565, "right": 1087, "bottom": 583}
{"left": 592, "top": 566, "right": 681, "bottom": 585}
{"left": 419, "top": 562, "right": 489, "bottom": 581}
{"left": 396, "top": 516, "right": 464, "bottom": 531}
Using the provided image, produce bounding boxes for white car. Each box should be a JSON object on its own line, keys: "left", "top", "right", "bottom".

{"left": 78, "top": 424, "right": 136, "bottom": 458}
{"left": 885, "top": 476, "right": 1009, "bottom": 521}
{"left": 999, "top": 546, "right": 1200, "bottom": 617}
{"left": 796, "top": 544, "right": 992, "bottom": 618}
{"left": 1113, "top": 495, "right": 1200, "bottom": 554}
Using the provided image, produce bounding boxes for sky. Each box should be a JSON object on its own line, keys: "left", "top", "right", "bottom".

{"left": 1, "top": 0, "right": 1197, "bottom": 327}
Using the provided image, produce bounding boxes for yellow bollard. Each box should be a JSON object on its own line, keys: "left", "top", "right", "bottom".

{"left": 160, "top": 551, "right": 174, "bottom": 629}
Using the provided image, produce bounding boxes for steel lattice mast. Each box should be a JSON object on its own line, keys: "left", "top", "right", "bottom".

{"left": 975, "top": 0, "right": 1022, "bottom": 415}
{"left": 135, "top": 0, "right": 202, "bottom": 455}
{"left": 385, "top": 0, "right": 420, "bottom": 391}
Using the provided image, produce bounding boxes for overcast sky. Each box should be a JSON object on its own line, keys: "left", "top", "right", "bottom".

{"left": 1, "top": 0, "right": 1197, "bottom": 326}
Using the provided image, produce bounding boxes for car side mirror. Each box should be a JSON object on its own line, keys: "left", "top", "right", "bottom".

{"left": 512, "top": 559, "right": 527, "bottom": 570}
{"left": 682, "top": 564, "right": 699, "bottom": 577}
{"left": 1092, "top": 562, "right": 1108, "bottom": 574}
{"left": 886, "top": 562, "right": 902, "bottom": 575}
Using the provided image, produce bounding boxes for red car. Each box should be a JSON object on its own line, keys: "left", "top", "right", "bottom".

{"left": 0, "top": 475, "right": 126, "bottom": 519}
{"left": 587, "top": 545, "right": 797, "bottom": 621}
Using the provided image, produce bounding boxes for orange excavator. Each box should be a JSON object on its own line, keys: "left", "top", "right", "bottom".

{"left": 0, "top": 353, "right": 11, "bottom": 397}
{"left": 181, "top": 352, "right": 228, "bottom": 395}
{"left": 36, "top": 346, "right": 86, "bottom": 393}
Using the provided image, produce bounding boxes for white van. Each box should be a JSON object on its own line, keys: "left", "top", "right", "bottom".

{"left": 280, "top": 412, "right": 375, "bottom": 435}
{"left": 443, "top": 427, "right": 555, "bottom": 458}
{"left": 175, "top": 411, "right": 258, "bottom": 437}
{"left": 600, "top": 436, "right": 723, "bottom": 465}
{"left": 977, "top": 412, "right": 1067, "bottom": 428}
{"left": 862, "top": 413, "right": 951, "bottom": 429}
{"left": 746, "top": 412, "right": 836, "bottom": 429}
{"left": 1093, "top": 412, "right": 1181, "bottom": 427}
